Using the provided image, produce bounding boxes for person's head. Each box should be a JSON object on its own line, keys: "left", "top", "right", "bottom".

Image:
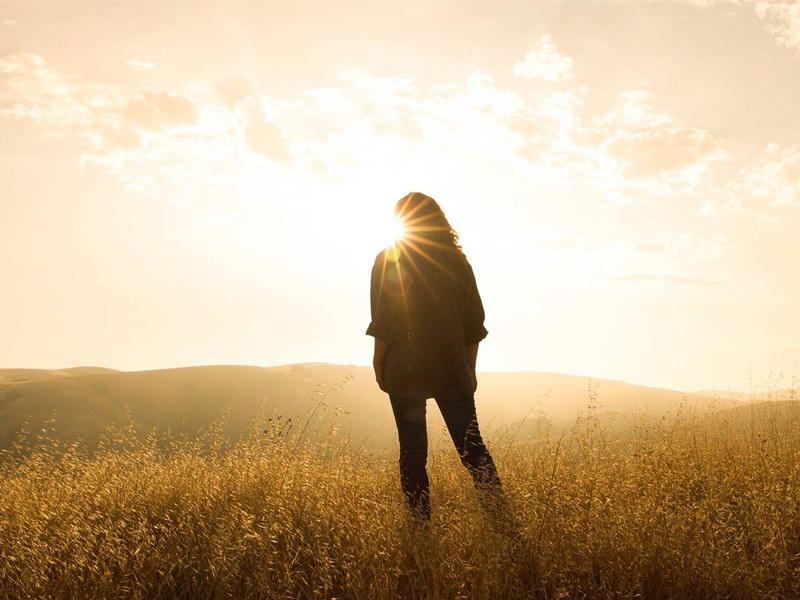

{"left": 394, "top": 192, "right": 465, "bottom": 264}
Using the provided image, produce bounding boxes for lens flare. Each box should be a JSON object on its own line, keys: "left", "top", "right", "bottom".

{"left": 389, "top": 216, "right": 406, "bottom": 243}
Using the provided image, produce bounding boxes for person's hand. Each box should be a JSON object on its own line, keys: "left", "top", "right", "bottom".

{"left": 470, "top": 367, "right": 478, "bottom": 393}
{"left": 374, "top": 364, "right": 388, "bottom": 392}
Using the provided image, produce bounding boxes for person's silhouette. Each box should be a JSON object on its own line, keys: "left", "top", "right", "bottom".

{"left": 367, "top": 192, "right": 507, "bottom": 522}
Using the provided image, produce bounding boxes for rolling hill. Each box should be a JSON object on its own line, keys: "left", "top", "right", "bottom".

{"left": 0, "top": 363, "right": 743, "bottom": 453}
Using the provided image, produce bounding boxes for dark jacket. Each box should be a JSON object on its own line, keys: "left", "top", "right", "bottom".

{"left": 366, "top": 247, "right": 488, "bottom": 400}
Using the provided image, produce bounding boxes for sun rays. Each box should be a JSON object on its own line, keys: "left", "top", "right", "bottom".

{"left": 391, "top": 195, "right": 462, "bottom": 277}
{"left": 377, "top": 194, "right": 466, "bottom": 308}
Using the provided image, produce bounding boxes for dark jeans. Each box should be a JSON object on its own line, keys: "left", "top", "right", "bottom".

{"left": 389, "top": 393, "right": 506, "bottom": 521}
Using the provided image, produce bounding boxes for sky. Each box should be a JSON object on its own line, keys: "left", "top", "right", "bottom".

{"left": 1, "top": 1, "right": 799, "bottom": 393}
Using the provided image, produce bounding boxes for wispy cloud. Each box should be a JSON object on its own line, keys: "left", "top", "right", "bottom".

{"left": 691, "top": 0, "right": 800, "bottom": 53}
{"left": 0, "top": 48, "right": 729, "bottom": 206}
{"left": 0, "top": 52, "right": 89, "bottom": 125}
{"left": 506, "top": 86, "right": 727, "bottom": 199}
{"left": 754, "top": 1, "right": 800, "bottom": 52}
{"left": 216, "top": 77, "right": 254, "bottom": 110}
{"left": 123, "top": 91, "right": 197, "bottom": 130}
{"left": 513, "top": 35, "right": 574, "bottom": 82}
{"left": 738, "top": 143, "right": 800, "bottom": 207}
{"left": 241, "top": 97, "right": 292, "bottom": 165}
{"left": 0, "top": 39, "right": 786, "bottom": 220}
{"left": 605, "top": 126, "right": 720, "bottom": 180}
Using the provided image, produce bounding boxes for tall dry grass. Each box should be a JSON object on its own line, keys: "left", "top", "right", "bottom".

{"left": 2, "top": 386, "right": 800, "bottom": 599}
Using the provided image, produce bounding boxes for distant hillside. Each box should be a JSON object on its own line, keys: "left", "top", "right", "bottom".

{"left": 0, "top": 363, "right": 734, "bottom": 453}
{"left": 706, "top": 399, "right": 800, "bottom": 432}
{"left": 0, "top": 367, "right": 119, "bottom": 383}
{"left": 693, "top": 388, "right": 798, "bottom": 403}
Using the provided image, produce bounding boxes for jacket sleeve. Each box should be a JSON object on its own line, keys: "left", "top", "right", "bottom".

{"left": 462, "top": 261, "right": 489, "bottom": 346}
{"left": 365, "top": 252, "right": 393, "bottom": 342}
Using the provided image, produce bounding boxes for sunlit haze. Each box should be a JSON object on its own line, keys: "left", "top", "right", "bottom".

{"left": 2, "top": 1, "right": 799, "bottom": 392}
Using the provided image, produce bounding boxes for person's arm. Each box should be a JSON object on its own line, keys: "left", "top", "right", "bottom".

{"left": 373, "top": 337, "right": 388, "bottom": 392}
{"left": 463, "top": 261, "right": 487, "bottom": 394}
{"left": 366, "top": 252, "right": 392, "bottom": 393}
{"left": 462, "top": 262, "right": 488, "bottom": 347}
{"left": 467, "top": 342, "right": 479, "bottom": 392}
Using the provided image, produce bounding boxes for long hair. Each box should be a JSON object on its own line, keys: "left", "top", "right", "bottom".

{"left": 393, "top": 192, "right": 466, "bottom": 270}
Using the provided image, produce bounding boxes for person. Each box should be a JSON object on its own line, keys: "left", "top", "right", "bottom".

{"left": 366, "top": 191, "right": 506, "bottom": 522}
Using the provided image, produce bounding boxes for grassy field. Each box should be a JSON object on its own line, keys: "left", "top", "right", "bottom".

{"left": 2, "top": 392, "right": 800, "bottom": 599}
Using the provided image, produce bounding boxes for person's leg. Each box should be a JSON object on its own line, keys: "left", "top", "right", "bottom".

{"left": 436, "top": 394, "right": 507, "bottom": 513}
{"left": 389, "top": 395, "right": 431, "bottom": 521}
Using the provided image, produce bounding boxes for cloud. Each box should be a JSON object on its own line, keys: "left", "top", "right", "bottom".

{"left": 125, "top": 60, "right": 155, "bottom": 71}
{"left": 605, "top": 125, "right": 720, "bottom": 180}
{"left": 1, "top": 53, "right": 61, "bottom": 91}
{"left": 578, "top": 92, "right": 726, "bottom": 194}
{"left": 216, "top": 77, "right": 254, "bottom": 109}
{"left": 738, "top": 143, "right": 800, "bottom": 207}
{"left": 691, "top": 1, "right": 800, "bottom": 52}
{"left": 698, "top": 193, "right": 746, "bottom": 216}
{"left": 754, "top": 1, "right": 800, "bottom": 52}
{"left": 368, "top": 112, "right": 424, "bottom": 141}
{"left": 261, "top": 62, "right": 728, "bottom": 209}
{"left": 338, "top": 68, "right": 427, "bottom": 141}
{"left": 90, "top": 121, "right": 141, "bottom": 150}
{"left": 303, "top": 88, "right": 351, "bottom": 114}
{"left": 0, "top": 52, "right": 90, "bottom": 125}
{"left": 122, "top": 91, "right": 198, "bottom": 130}
{"left": 242, "top": 100, "right": 292, "bottom": 165}
{"left": 513, "top": 35, "right": 574, "bottom": 82}
{"left": 0, "top": 53, "right": 249, "bottom": 195}
{"left": 506, "top": 114, "right": 547, "bottom": 140}
{"left": 0, "top": 42, "right": 758, "bottom": 219}
{"left": 504, "top": 86, "right": 726, "bottom": 197}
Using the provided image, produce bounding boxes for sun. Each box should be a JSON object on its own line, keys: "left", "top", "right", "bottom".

{"left": 388, "top": 216, "right": 407, "bottom": 245}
